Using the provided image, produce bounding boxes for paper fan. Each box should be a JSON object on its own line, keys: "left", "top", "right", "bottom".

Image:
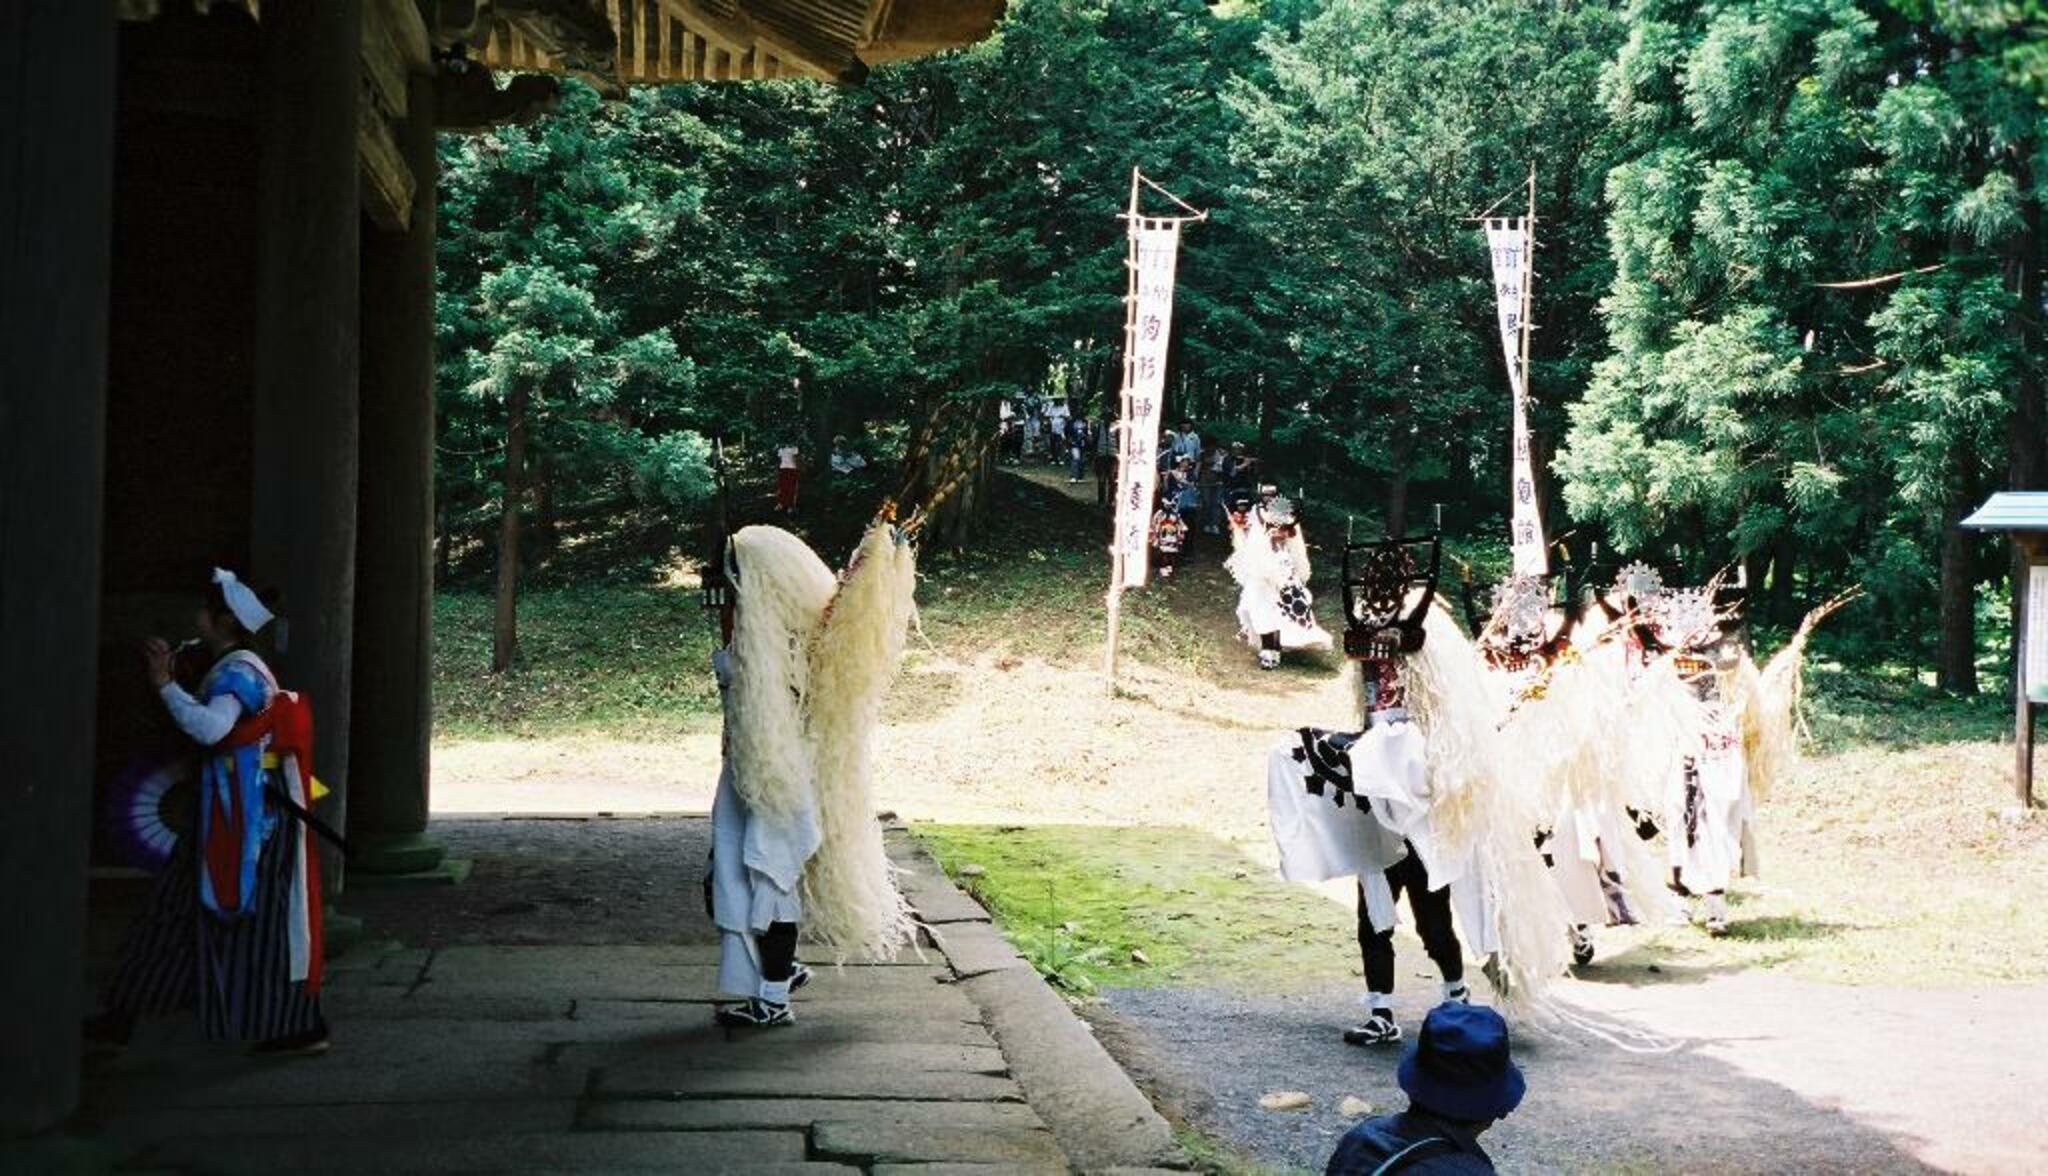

{"left": 104, "top": 755, "right": 195, "bottom": 873}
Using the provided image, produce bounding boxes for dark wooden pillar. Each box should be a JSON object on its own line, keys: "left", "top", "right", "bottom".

{"left": 350, "top": 71, "right": 445, "bottom": 874}
{"left": 0, "top": 0, "right": 115, "bottom": 1137}
{"left": 250, "top": 0, "right": 364, "bottom": 880}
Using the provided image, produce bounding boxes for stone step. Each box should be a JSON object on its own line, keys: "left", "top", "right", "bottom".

{"left": 814, "top": 1120, "right": 1068, "bottom": 1167}
{"left": 590, "top": 1059, "right": 1024, "bottom": 1103}
{"left": 87, "top": 1037, "right": 589, "bottom": 1111}
{"left": 129, "top": 1128, "right": 814, "bottom": 1173}
{"left": 92, "top": 1098, "right": 578, "bottom": 1147}
{"left": 578, "top": 1096, "right": 1050, "bottom": 1134}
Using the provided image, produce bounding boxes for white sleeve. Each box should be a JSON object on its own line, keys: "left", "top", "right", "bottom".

{"left": 159, "top": 681, "right": 244, "bottom": 746}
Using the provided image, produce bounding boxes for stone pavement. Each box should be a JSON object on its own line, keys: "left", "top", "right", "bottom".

{"left": 71, "top": 817, "right": 1188, "bottom": 1174}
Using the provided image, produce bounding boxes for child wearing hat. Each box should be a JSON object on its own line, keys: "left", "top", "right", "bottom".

{"left": 1325, "top": 1002, "right": 1525, "bottom": 1174}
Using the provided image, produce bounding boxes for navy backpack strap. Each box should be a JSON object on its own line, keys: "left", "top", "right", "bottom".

{"left": 1368, "top": 1136, "right": 1455, "bottom": 1176}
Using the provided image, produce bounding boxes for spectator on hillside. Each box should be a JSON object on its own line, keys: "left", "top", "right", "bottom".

{"left": 1063, "top": 415, "right": 1089, "bottom": 483}
{"left": 829, "top": 435, "right": 867, "bottom": 477}
{"left": 1160, "top": 460, "right": 1196, "bottom": 535}
{"left": 1172, "top": 455, "right": 1202, "bottom": 526}
{"left": 1226, "top": 442, "right": 1258, "bottom": 491}
{"left": 774, "top": 440, "right": 802, "bottom": 512}
{"left": 1047, "top": 401, "right": 1071, "bottom": 456}
{"left": 1094, "top": 416, "right": 1117, "bottom": 506}
{"left": 1023, "top": 413, "right": 1043, "bottom": 464}
{"left": 1325, "top": 1003, "right": 1525, "bottom": 1175}
{"left": 999, "top": 419, "right": 1022, "bottom": 465}
{"left": 1198, "top": 445, "right": 1227, "bottom": 535}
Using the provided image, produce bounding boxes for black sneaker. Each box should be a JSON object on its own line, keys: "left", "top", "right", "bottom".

{"left": 249, "top": 1025, "right": 330, "bottom": 1057}
{"left": 788, "top": 964, "right": 812, "bottom": 993}
{"left": 1342, "top": 1010, "right": 1401, "bottom": 1047}
{"left": 1570, "top": 926, "right": 1597, "bottom": 967}
{"left": 716, "top": 998, "right": 794, "bottom": 1028}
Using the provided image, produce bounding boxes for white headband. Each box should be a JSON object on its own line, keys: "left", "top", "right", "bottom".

{"left": 212, "top": 568, "right": 274, "bottom": 634}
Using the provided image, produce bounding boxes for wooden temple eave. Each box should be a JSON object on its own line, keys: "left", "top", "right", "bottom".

{"left": 115, "top": 0, "right": 262, "bottom": 22}
{"left": 449, "top": 0, "right": 1003, "bottom": 88}
{"left": 359, "top": 0, "right": 434, "bottom": 233}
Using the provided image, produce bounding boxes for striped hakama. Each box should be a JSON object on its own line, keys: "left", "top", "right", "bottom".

{"left": 104, "top": 797, "right": 324, "bottom": 1042}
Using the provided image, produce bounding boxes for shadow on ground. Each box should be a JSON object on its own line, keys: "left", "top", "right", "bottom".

{"left": 74, "top": 817, "right": 1077, "bottom": 1174}
{"left": 1092, "top": 984, "right": 1937, "bottom": 1175}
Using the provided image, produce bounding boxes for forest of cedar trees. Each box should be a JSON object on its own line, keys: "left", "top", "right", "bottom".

{"left": 432, "top": 0, "right": 2048, "bottom": 690}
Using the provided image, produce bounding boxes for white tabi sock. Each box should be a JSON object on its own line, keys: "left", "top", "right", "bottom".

{"left": 1441, "top": 979, "right": 1470, "bottom": 1003}
{"left": 759, "top": 979, "right": 792, "bottom": 1006}
{"left": 1363, "top": 992, "right": 1393, "bottom": 1016}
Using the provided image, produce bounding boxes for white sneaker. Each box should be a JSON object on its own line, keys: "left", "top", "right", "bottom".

{"left": 1258, "top": 649, "right": 1281, "bottom": 670}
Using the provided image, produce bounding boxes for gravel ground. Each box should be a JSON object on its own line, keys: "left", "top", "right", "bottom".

{"left": 1094, "top": 974, "right": 2048, "bottom": 1175}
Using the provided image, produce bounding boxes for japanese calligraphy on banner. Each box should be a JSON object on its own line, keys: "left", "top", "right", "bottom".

{"left": 1486, "top": 218, "right": 1548, "bottom": 577}
{"left": 1113, "top": 219, "right": 1185, "bottom": 588}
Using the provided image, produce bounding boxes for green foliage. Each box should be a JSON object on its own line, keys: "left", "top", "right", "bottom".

{"left": 1557, "top": 0, "right": 2043, "bottom": 672}
{"left": 433, "top": 0, "right": 2046, "bottom": 677}
{"left": 433, "top": 585, "right": 720, "bottom": 739}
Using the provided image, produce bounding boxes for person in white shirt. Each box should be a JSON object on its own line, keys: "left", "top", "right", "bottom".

{"left": 1046, "top": 402, "right": 1070, "bottom": 457}
{"left": 774, "top": 442, "right": 801, "bottom": 512}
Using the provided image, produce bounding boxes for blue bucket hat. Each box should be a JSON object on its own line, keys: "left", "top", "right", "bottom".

{"left": 1396, "top": 1002, "right": 1526, "bottom": 1122}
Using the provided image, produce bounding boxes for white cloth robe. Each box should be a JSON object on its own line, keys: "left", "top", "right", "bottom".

{"left": 709, "top": 648, "right": 823, "bottom": 998}
{"left": 1266, "top": 722, "right": 1497, "bottom": 953}
{"left": 1228, "top": 536, "right": 1332, "bottom": 651}
{"left": 1664, "top": 722, "right": 1756, "bottom": 895}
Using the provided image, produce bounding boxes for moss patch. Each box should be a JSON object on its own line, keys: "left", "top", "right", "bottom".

{"left": 914, "top": 823, "right": 1364, "bottom": 993}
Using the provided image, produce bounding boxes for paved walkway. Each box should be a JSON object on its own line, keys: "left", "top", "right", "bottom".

{"left": 75, "top": 817, "right": 1186, "bottom": 1174}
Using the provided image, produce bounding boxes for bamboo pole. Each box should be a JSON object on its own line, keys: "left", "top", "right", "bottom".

{"left": 1104, "top": 166, "right": 1142, "bottom": 696}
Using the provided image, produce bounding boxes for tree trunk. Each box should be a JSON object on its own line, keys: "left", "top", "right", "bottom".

{"left": 1937, "top": 490, "right": 1977, "bottom": 694}
{"left": 1385, "top": 464, "right": 1410, "bottom": 540}
{"left": 2004, "top": 148, "right": 2043, "bottom": 680}
{"left": 1257, "top": 374, "right": 1276, "bottom": 452}
{"left": 531, "top": 456, "right": 556, "bottom": 568}
{"left": 1768, "top": 531, "right": 1798, "bottom": 620}
{"left": 434, "top": 502, "right": 450, "bottom": 584}
{"left": 492, "top": 382, "right": 528, "bottom": 673}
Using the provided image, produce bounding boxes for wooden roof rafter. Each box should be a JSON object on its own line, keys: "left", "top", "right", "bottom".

{"left": 449, "top": 0, "right": 1001, "bottom": 89}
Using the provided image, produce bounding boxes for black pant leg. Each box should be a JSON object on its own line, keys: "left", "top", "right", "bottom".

{"left": 757, "top": 921, "right": 798, "bottom": 984}
{"left": 1397, "top": 853, "right": 1465, "bottom": 984}
{"left": 1359, "top": 879, "right": 1395, "bottom": 996}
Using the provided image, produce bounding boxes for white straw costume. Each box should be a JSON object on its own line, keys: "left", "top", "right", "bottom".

{"left": 1227, "top": 522, "right": 1332, "bottom": 652}
{"left": 710, "top": 523, "right": 919, "bottom": 1000}
{"left": 1269, "top": 591, "right": 1726, "bottom": 1008}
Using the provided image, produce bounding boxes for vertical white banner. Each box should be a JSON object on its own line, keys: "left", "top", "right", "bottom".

{"left": 1487, "top": 218, "right": 1547, "bottom": 576}
{"left": 1114, "top": 219, "right": 1184, "bottom": 588}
